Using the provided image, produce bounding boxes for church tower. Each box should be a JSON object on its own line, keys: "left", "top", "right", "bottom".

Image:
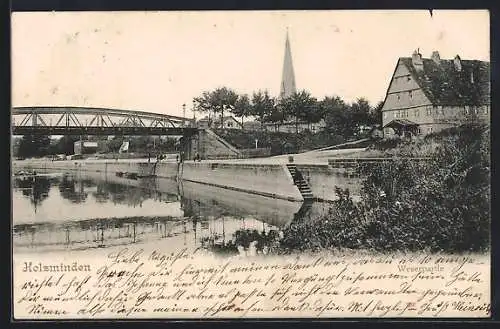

{"left": 279, "top": 29, "right": 297, "bottom": 99}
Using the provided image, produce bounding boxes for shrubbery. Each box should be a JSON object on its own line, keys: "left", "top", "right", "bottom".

{"left": 214, "top": 129, "right": 346, "bottom": 155}
{"left": 280, "top": 124, "right": 490, "bottom": 253}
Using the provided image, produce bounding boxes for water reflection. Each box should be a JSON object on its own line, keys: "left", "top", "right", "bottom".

{"left": 12, "top": 171, "right": 330, "bottom": 254}
{"left": 58, "top": 176, "right": 89, "bottom": 204}
{"left": 14, "top": 176, "right": 52, "bottom": 212}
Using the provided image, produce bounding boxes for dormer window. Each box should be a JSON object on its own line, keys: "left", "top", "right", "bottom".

{"left": 397, "top": 94, "right": 401, "bottom": 101}
{"left": 409, "top": 91, "right": 413, "bottom": 98}
{"left": 407, "top": 76, "right": 411, "bottom": 82}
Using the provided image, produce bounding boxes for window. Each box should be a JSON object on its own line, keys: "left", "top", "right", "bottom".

{"left": 427, "top": 107, "right": 432, "bottom": 116}
{"left": 484, "top": 107, "right": 489, "bottom": 115}
{"left": 383, "top": 112, "right": 387, "bottom": 119}
{"left": 465, "top": 106, "right": 470, "bottom": 115}
{"left": 397, "top": 94, "right": 401, "bottom": 101}
{"left": 407, "top": 76, "right": 411, "bottom": 82}
{"left": 428, "top": 127, "right": 433, "bottom": 133}
{"left": 414, "top": 109, "right": 420, "bottom": 117}
{"left": 436, "top": 106, "right": 441, "bottom": 115}
{"left": 396, "top": 110, "right": 400, "bottom": 118}
{"left": 409, "top": 90, "right": 413, "bottom": 98}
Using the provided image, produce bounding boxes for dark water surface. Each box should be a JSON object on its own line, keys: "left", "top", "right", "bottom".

{"left": 12, "top": 170, "right": 331, "bottom": 253}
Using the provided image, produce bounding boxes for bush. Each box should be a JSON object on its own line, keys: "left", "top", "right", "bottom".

{"left": 214, "top": 129, "right": 347, "bottom": 155}
{"left": 280, "top": 124, "right": 490, "bottom": 253}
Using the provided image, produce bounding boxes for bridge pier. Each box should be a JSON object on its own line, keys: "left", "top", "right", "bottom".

{"left": 179, "top": 130, "right": 198, "bottom": 161}
{"left": 178, "top": 129, "right": 240, "bottom": 160}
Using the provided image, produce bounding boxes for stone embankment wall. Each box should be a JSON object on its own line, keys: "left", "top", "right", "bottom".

{"left": 179, "top": 162, "right": 303, "bottom": 202}
{"left": 295, "top": 164, "right": 364, "bottom": 202}
{"left": 12, "top": 159, "right": 370, "bottom": 202}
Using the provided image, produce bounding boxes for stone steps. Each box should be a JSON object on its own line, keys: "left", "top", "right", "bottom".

{"left": 286, "top": 164, "right": 314, "bottom": 201}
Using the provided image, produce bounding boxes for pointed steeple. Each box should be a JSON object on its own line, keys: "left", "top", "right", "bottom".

{"left": 280, "top": 29, "right": 297, "bottom": 99}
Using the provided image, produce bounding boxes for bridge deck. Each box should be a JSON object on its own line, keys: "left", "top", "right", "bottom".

{"left": 12, "top": 126, "right": 198, "bottom": 136}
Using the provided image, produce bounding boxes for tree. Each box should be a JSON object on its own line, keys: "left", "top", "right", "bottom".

{"left": 302, "top": 97, "right": 321, "bottom": 130}
{"left": 279, "top": 90, "right": 318, "bottom": 134}
{"left": 350, "top": 97, "right": 372, "bottom": 132}
{"left": 17, "top": 134, "right": 51, "bottom": 158}
{"left": 251, "top": 90, "right": 275, "bottom": 129}
{"left": 268, "top": 106, "right": 286, "bottom": 132}
{"left": 232, "top": 94, "right": 252, "bottom": 128}
{"left": 193, "top": 87, "right": 239, "bottom": 129}
{"left": 370, "top": 100, "right": 384, "bottom": 125}
{"left": 193, "top": 91, "right": 214, "bottom": 125}
{"left": 54, "top": 136, "right": 80, "bottom": 155}
{"left": 321, "top": 96, "right": 351, "bottom": 137}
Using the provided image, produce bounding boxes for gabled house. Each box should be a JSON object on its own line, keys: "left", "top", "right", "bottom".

{"left": 381, "top": 50, "right": 490, "bottom": 137}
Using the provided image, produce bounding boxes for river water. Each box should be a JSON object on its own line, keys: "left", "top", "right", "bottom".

{"left": 12, "top": 170, "right": 332, "bottom": 255}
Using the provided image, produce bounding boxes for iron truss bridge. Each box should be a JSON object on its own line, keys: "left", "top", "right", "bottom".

{"left": 11, "top": 106, "right": 197, "bottom": 136}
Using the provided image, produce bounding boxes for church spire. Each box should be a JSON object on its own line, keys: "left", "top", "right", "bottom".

{"left": 280, "top": 29, "right": 297, "bottom": 99}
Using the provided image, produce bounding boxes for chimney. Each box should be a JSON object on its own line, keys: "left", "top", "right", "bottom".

{"left": 453, "top": 55, "right": 462, "bottom": 71}
{"left": 412, "top": 50, "right": 424, "bottom": 71}
{"left": 431, "top": 51, "right": 441, "bottom": 64}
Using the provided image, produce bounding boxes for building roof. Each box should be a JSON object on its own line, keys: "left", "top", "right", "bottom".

{"left": 383, "top": 119, "right": 419, "bottom": 129}
{"left": 399, "top": 56, "right": 490, "bottom": 106}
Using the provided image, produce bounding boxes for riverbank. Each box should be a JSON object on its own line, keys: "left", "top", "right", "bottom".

{"left": 13, "top": 156, "right": 365, "bottom": 202}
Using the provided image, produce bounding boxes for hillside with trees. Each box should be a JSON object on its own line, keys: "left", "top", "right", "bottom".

{"left": 193, "top": 87, "right": 383, "bottom": 152}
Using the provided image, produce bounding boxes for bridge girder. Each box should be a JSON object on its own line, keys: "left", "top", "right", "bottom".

{"left": 12, "top": 106, "right": 193, "bottom": 132}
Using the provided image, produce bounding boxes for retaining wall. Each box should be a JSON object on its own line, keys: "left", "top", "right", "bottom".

{"left": 296, "top": 164, "right": 364, "bottom": 201}
{"left": 12, "top": 159, "right": 366, "bottom": 202}
{"left": 13, "top": 160, "right": 179, "bottom": 179}
{"left": 179, "top": 181, "right": 301, "bottom": 227}
{"left": 180, "top": 162, "right": 303, "bottom": 202}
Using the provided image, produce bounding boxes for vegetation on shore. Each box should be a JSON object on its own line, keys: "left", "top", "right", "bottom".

{"left": 280, "top": 124, "right": 490, "bottom": 253}
{"left": 220, "top": 124, "right": 490, "bottom": 254}
{"left": 214, "top": 129, "right": 350, "bottom": 155}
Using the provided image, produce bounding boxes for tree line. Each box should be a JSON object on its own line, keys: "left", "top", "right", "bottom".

{"left": 193, "top": 87, "right": 383, "bottom": 135}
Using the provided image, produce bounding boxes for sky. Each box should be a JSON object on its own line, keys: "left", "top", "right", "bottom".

{"left": 11, "top": 10, "right": 489, "bottom": 118}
